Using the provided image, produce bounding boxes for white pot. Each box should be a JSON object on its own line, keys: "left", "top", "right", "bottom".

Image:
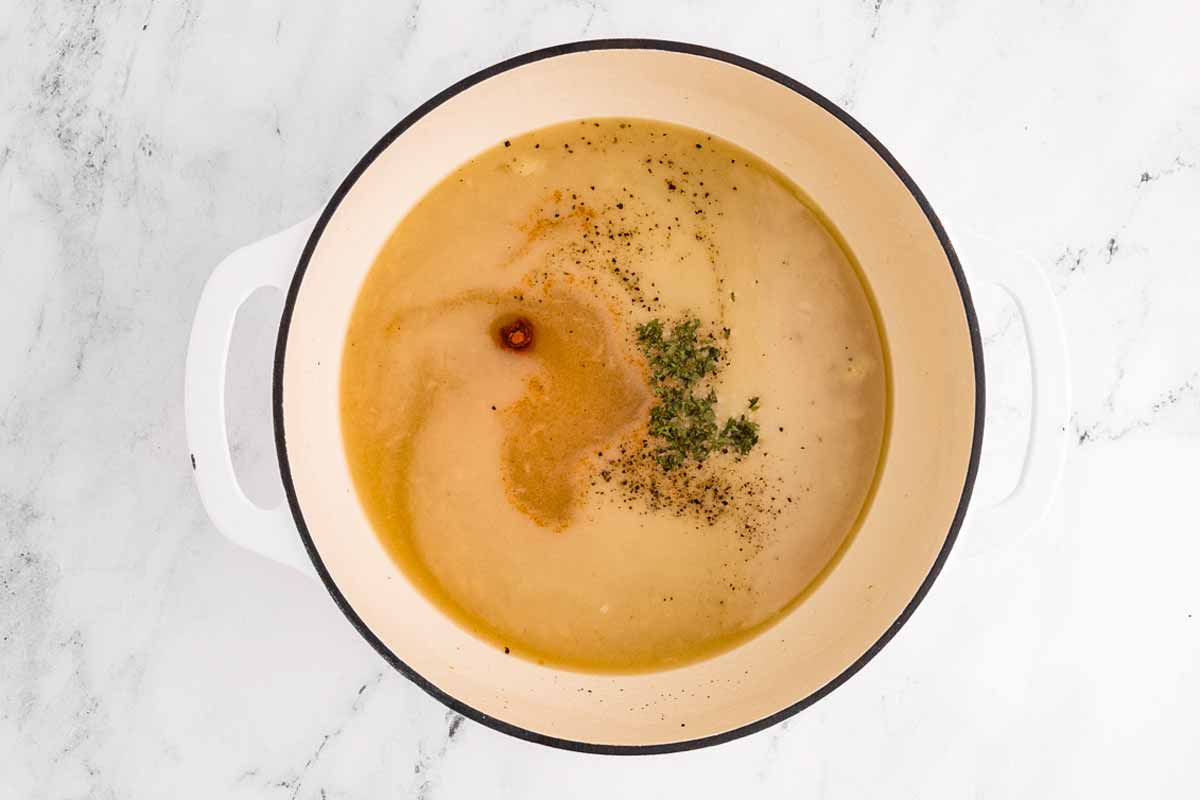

{"left": 184, "top": 40, "right": 1070, "bottom": 753}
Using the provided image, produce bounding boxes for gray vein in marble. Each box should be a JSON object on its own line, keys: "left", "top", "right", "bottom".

{"left": 1103, "top": 236, "right": 1118, "bottom": 264}
{"left": 1048, "top": 157, "right": 1198, "bottom": 290}
{"left": 1136, "top": 155, "right": 1196, "bottom": 187}
{"left": 868, "top": 0, "right": 886, "bottom": 39}
{"left": 835, "top": 0, "right": 891, "bottom": 109}
{"left": 979, "top": 302, "right": 1020, "bottom": 346}
{"left": 413, "top": 710, "right": 467, "bottom": 800}
{"left": 582, "top": 2, "right": 597, "bottom": 34}
{"left": 173, "top": 0, "right": 200, "bottom": 38}
{"left": 263, "top": 672, "right": 387, "bottom": 799}
{"left": 1075, "top": 369, "right": 1200, "bottom": 445}
{"left": 0, "top": 491, "right": 49, "bottom": 725}
{"left": 754, "top": 718, "right": 791, "bottom": 782}
{"left": 1069, "top": 280, "right": 1152, "bottom": 441}
{"left": 404, "top": 0, "right": 423, "bottom": 41}
{"left": 1049, "top": 237, "right": 1111, "bottom": 290}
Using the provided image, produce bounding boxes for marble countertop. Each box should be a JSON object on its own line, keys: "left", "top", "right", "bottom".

{"left": 2, "top": 1, "right": 1198, "bottom": 796}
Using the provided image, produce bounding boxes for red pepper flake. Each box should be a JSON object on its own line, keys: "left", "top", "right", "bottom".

{"left": 499, "top": 317, "right": 534, "bottom": 350}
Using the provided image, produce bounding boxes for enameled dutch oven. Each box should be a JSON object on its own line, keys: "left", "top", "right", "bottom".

{"left": 185, "top": 40, "right": 1070, "bottom": 753}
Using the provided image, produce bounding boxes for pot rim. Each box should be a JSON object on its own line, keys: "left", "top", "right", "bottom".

{"left": 272, "top": 38, "right": 986, "bottom": 755}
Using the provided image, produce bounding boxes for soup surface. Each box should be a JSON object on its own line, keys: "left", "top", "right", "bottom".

{"left": 340, "top": 119, "right": 887, "bottom": 672}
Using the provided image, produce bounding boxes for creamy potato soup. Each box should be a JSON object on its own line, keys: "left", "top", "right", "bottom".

{"left": 340, "top": 119, "right": 887, "bottom": 673}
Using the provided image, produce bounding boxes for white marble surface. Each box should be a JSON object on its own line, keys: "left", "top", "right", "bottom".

{"left": 2, "top": 1, "right": 1198, "bottom": 796}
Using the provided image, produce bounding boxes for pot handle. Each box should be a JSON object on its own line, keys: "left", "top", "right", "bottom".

{"left": 958, "top": 231, "right": 1072, "bottom": 536}
{"left": 184, "top": 216, "right": 320, "bottom": 580}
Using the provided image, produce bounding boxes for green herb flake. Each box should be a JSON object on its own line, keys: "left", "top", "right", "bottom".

{"left": 720, "top": 415, "right": 760, "bottom": 455}
{"left": 748, "top": 396, "right": 759, "bottom": 411}
{"left": 635, "top": 317, "right": 762, "bottom": 471}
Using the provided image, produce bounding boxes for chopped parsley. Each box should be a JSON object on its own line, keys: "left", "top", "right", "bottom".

{"left": 636, "top": 317, "right": 761, "bottom": 470}
{"left": 721, "top": 415, "right": 759, "bottom": 454}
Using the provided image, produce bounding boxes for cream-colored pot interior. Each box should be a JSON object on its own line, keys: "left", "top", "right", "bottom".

{"left": 278, "top": 44, "right": 980, "bottom": 750}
